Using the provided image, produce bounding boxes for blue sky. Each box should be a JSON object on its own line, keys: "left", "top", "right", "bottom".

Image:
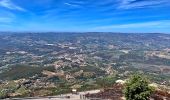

{"left": 0, "top": 0, "right": 170, "bottom": 32}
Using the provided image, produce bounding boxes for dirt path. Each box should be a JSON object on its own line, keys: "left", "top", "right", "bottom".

{"left": 9, "top": 90, "right": 101, "bottom": 100}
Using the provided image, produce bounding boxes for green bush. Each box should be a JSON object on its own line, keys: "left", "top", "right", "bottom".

{"left": 96, "top": 76, "right": 116, "bottom": 88}
{"left": 124, "top": 74, "right": 154, "bottom": 100}
{"left": 0, "top": 90, "right": 8, "bottom": 99}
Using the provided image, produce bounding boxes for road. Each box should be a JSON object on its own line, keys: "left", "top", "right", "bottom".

{"left": 8, "top": 90, "right": 101, "bottom": 100}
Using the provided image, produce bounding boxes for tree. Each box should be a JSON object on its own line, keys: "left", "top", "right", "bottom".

{"left": 124, "top": 74, "right": 154, "bottom": 100}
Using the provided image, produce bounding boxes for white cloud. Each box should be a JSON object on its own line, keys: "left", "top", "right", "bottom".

{"left": 93, "top": 20, "right": 170, "bottom": 30}
{"left": 118, "top": 0, "right": 169, "bottom": 9}
{"left": 0, "top": 0, "right": 26, "bottom": 11}
{"left": 64, "top": 2, "right": 81, "bottom": 7}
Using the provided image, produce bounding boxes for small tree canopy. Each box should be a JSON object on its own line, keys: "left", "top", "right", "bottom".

{"left": 124, "top": 74, "right": 154, "bottom": 100}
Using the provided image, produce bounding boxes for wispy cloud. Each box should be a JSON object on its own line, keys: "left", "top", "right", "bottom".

{"left": 118, "top": 0, "right": 169, "bottom": 9}
{"left": 0, "top": 17, "right": 13, "bottom": 23}
{"left": 93, "top": 20, "right": 170, "bottom": 30}
{"left": 0, "top": 0, "right": 26, "bottom": 11}
{"left": 64, "top": 2, "right": 81, "bottom": 7}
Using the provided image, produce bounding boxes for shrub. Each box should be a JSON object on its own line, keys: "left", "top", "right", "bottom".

{"left": 124, "top": 74, "right": 154, "bottom": 100}
{"left": 0, "top": 90, "right": 8, "bottom": 99}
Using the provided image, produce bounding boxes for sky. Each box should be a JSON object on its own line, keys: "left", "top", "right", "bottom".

{"left": 0, "top": 0, "right": 170, "bottom": 33}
